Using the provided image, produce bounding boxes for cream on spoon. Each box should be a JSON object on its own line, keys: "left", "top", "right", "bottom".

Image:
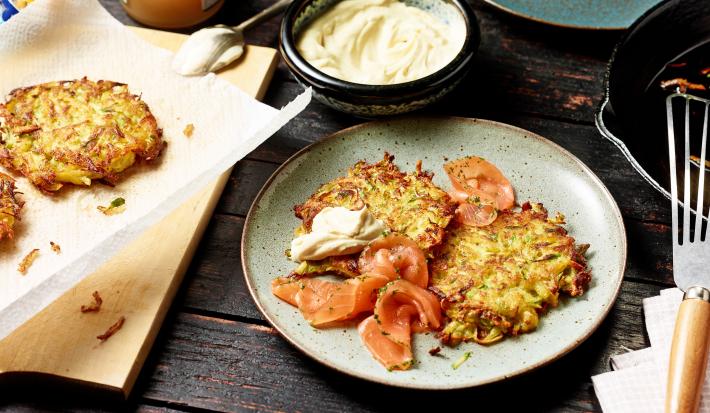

{"left": 172, "top": 0, "right": 291, "bottom": 76}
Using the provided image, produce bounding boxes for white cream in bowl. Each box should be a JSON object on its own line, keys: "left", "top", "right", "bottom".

{"left": 296, "top": 0, "right": 466, "bottom": 85}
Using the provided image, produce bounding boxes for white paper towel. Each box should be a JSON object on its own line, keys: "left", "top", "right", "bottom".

{"left": 592, "top": 288, "right": 710, "bottom": 412}
{"left": 0, "top": 0, "right": 311, "bottom": 339}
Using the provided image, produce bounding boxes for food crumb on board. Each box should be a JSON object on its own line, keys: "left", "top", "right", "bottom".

{"left": 183, "top": 123, "right": 195, "bottom": 137}
{"left": 50, "top": 241, "right": 61, "bottom": 254}
{"left": 18, "top": 248, "right": 39, "bottom": 274}
{"left": 97, "top": 197, "right": 126, "bottom": 216}
{"left": 80, "top": 291, "right": 103, "bottom": 313}
{"left": 428, "top": 346, "right": 441, "bottom": 356}
{"left": 97, "top": 316, "right": 125, "bottom": 342}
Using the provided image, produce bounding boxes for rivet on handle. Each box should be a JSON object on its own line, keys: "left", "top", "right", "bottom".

{"left": 684, "top": 286, "right": 710, "bottom": 302}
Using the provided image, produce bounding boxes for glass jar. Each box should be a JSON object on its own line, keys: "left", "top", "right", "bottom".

{"left": 121, "top": 0, "right": 225, "bottom": 29}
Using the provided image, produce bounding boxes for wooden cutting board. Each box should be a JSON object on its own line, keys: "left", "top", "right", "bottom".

{"left": 0, "top": 27, "right": 278, "bottom": 397}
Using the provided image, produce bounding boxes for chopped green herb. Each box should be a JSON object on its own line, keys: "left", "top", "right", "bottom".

{"left": 452, "top": 351, "right": 472, "bottom": 370}
{"left": 97, "top": 197, "right": 126, "bottom": 216}
{"left": 110, "top": 197, "right": 125, "bottom": 208}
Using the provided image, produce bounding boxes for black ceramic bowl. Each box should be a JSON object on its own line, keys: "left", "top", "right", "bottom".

{"left": 596, "top": 0, "right": 710, "bottom": 204}
{"left": 279, "top": 0, "right": 480, "bottom": 117}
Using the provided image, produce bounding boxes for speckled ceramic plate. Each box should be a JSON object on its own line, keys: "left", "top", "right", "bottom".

{"left": 484, "top": 0, "right": 659, "bottom": 30}
{"left": 242, "top": 117, "right": 626, "bottom": 389}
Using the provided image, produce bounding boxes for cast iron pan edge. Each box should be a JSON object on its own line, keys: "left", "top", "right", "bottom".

{"left": 594, "top": 0, "right": 704, "bottom": 204}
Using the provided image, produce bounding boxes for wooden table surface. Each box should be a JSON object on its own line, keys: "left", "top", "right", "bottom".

{"left": 1, "top": 1, "right": 673, "bottom": 411}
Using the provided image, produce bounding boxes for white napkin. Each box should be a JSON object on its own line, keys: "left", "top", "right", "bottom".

{"left": 592, "top": 288, "right": 710, "bottom": 412}
{"left": 0, "top": 0, "right": 311, "bottom": 340}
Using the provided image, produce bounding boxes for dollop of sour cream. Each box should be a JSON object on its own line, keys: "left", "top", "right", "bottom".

{"left": 171, "top": 27, "right": 244, "bottom": 75}
{"left": 296, "top": 0, "right": 466, "bottom": 85}
{"left": 290, "top": 207, "right": 386, "bottom": 262}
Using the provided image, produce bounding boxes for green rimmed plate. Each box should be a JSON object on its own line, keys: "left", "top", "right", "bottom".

{"left": 485, "top": 0, "right": 659, "bottom": 30}
{"left": 242, "top": 117, "right": 626, "bottom": 389}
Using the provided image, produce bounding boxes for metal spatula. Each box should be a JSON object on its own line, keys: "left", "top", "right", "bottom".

{"left": 666, "top": 92, "right": 710, "bottom": 413}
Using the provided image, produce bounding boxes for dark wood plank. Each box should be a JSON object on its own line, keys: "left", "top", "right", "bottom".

{"left": 626, "top": 220, "right": 673, "bottom": 285}
{"left": 134, "top": 407, "right": 186, "bottom": 413}
{"left": 180, "top": 215, "right": 263, "bottom": 321}
{"left": 135, "top": 280, "right": 659, "bottom": 413}
{"left": 0, "top": 402, "right": 183, "bottom": 413}
{"left": 216, "top": 160, "right": 279, "bottom": 217}
{"left": 0, "top": 377, "right": 183, "bottom": 413}
{"left": 439, "top": 5, "right": 617, "bottom": 123}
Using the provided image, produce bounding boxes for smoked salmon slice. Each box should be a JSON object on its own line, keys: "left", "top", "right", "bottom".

{"left": 271, "top": 277, "right": 301, "bottom": 306}
{"left": 272, "top": 275, "right": 389, "bottom": 326}
{"left": 454, "top": 201, "right": 498, "bottom": 227}
{"left": 358, "top": 314, "right": 414, "bottom": 370}
{"left": 444, "top": 156, "right": 515, "bottom": 211}
{"left": 375, "top": 279, "right": 442, "bottom": 341}
{"left": 272, "top": 234, "right": 443, "bottom": 370}
{"left": 359, "top": 234, "right": 428, "bottom": 288}
{"left": 358, "top": 279, "right": 443, "bottom": 370}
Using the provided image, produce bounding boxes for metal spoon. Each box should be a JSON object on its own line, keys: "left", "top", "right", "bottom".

{"left": 172, "top": 0, "right": 291, "bottom": 76}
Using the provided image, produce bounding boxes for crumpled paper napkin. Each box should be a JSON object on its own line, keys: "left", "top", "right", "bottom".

{"left": 592, "top": 288, "right": 710, "bottom": 412}
{"left": 0, "top": 0, "right": 310, "bottom": 340}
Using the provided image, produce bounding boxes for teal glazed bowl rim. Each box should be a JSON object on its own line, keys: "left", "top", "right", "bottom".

{"left": 279, "top": 0, "right": 480, "bottom": 104}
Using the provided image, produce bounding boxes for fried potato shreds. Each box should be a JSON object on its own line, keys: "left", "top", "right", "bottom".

{"left": 97, "top": 316, "right": 125, "bottom": 342}
{"left": 294, "top": 153, "right": 456, "bottom": 252}
{"left": 50, "top": 241, "right": 61, "bottom": 254}
{"left": 432, "top": 202, "right": 591, "bottom": 346}
{"left": 183, "top": 123, "right": 195, "bottom": 137}
{"left": 0, "top": 78, "right": 165, "bottom": 193}
{"left": 18, "top": 248, "right": 39, "bottom": 274}
{"left": 292, "top": 153, "right": 457, "bottom": 278}
{"left": 0, "top": 172, "right": 23, "bottom": 240}
{"left": 80, "top": 291, "right": 103, "bottom": 313}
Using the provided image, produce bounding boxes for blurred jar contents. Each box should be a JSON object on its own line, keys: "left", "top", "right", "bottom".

{"left": 121, "top": 0, "right": 224, "bottom": 29}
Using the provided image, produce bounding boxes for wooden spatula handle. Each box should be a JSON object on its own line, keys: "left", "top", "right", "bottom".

{"left": 667, "top": 287, "right": 710, "bottom": 413}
